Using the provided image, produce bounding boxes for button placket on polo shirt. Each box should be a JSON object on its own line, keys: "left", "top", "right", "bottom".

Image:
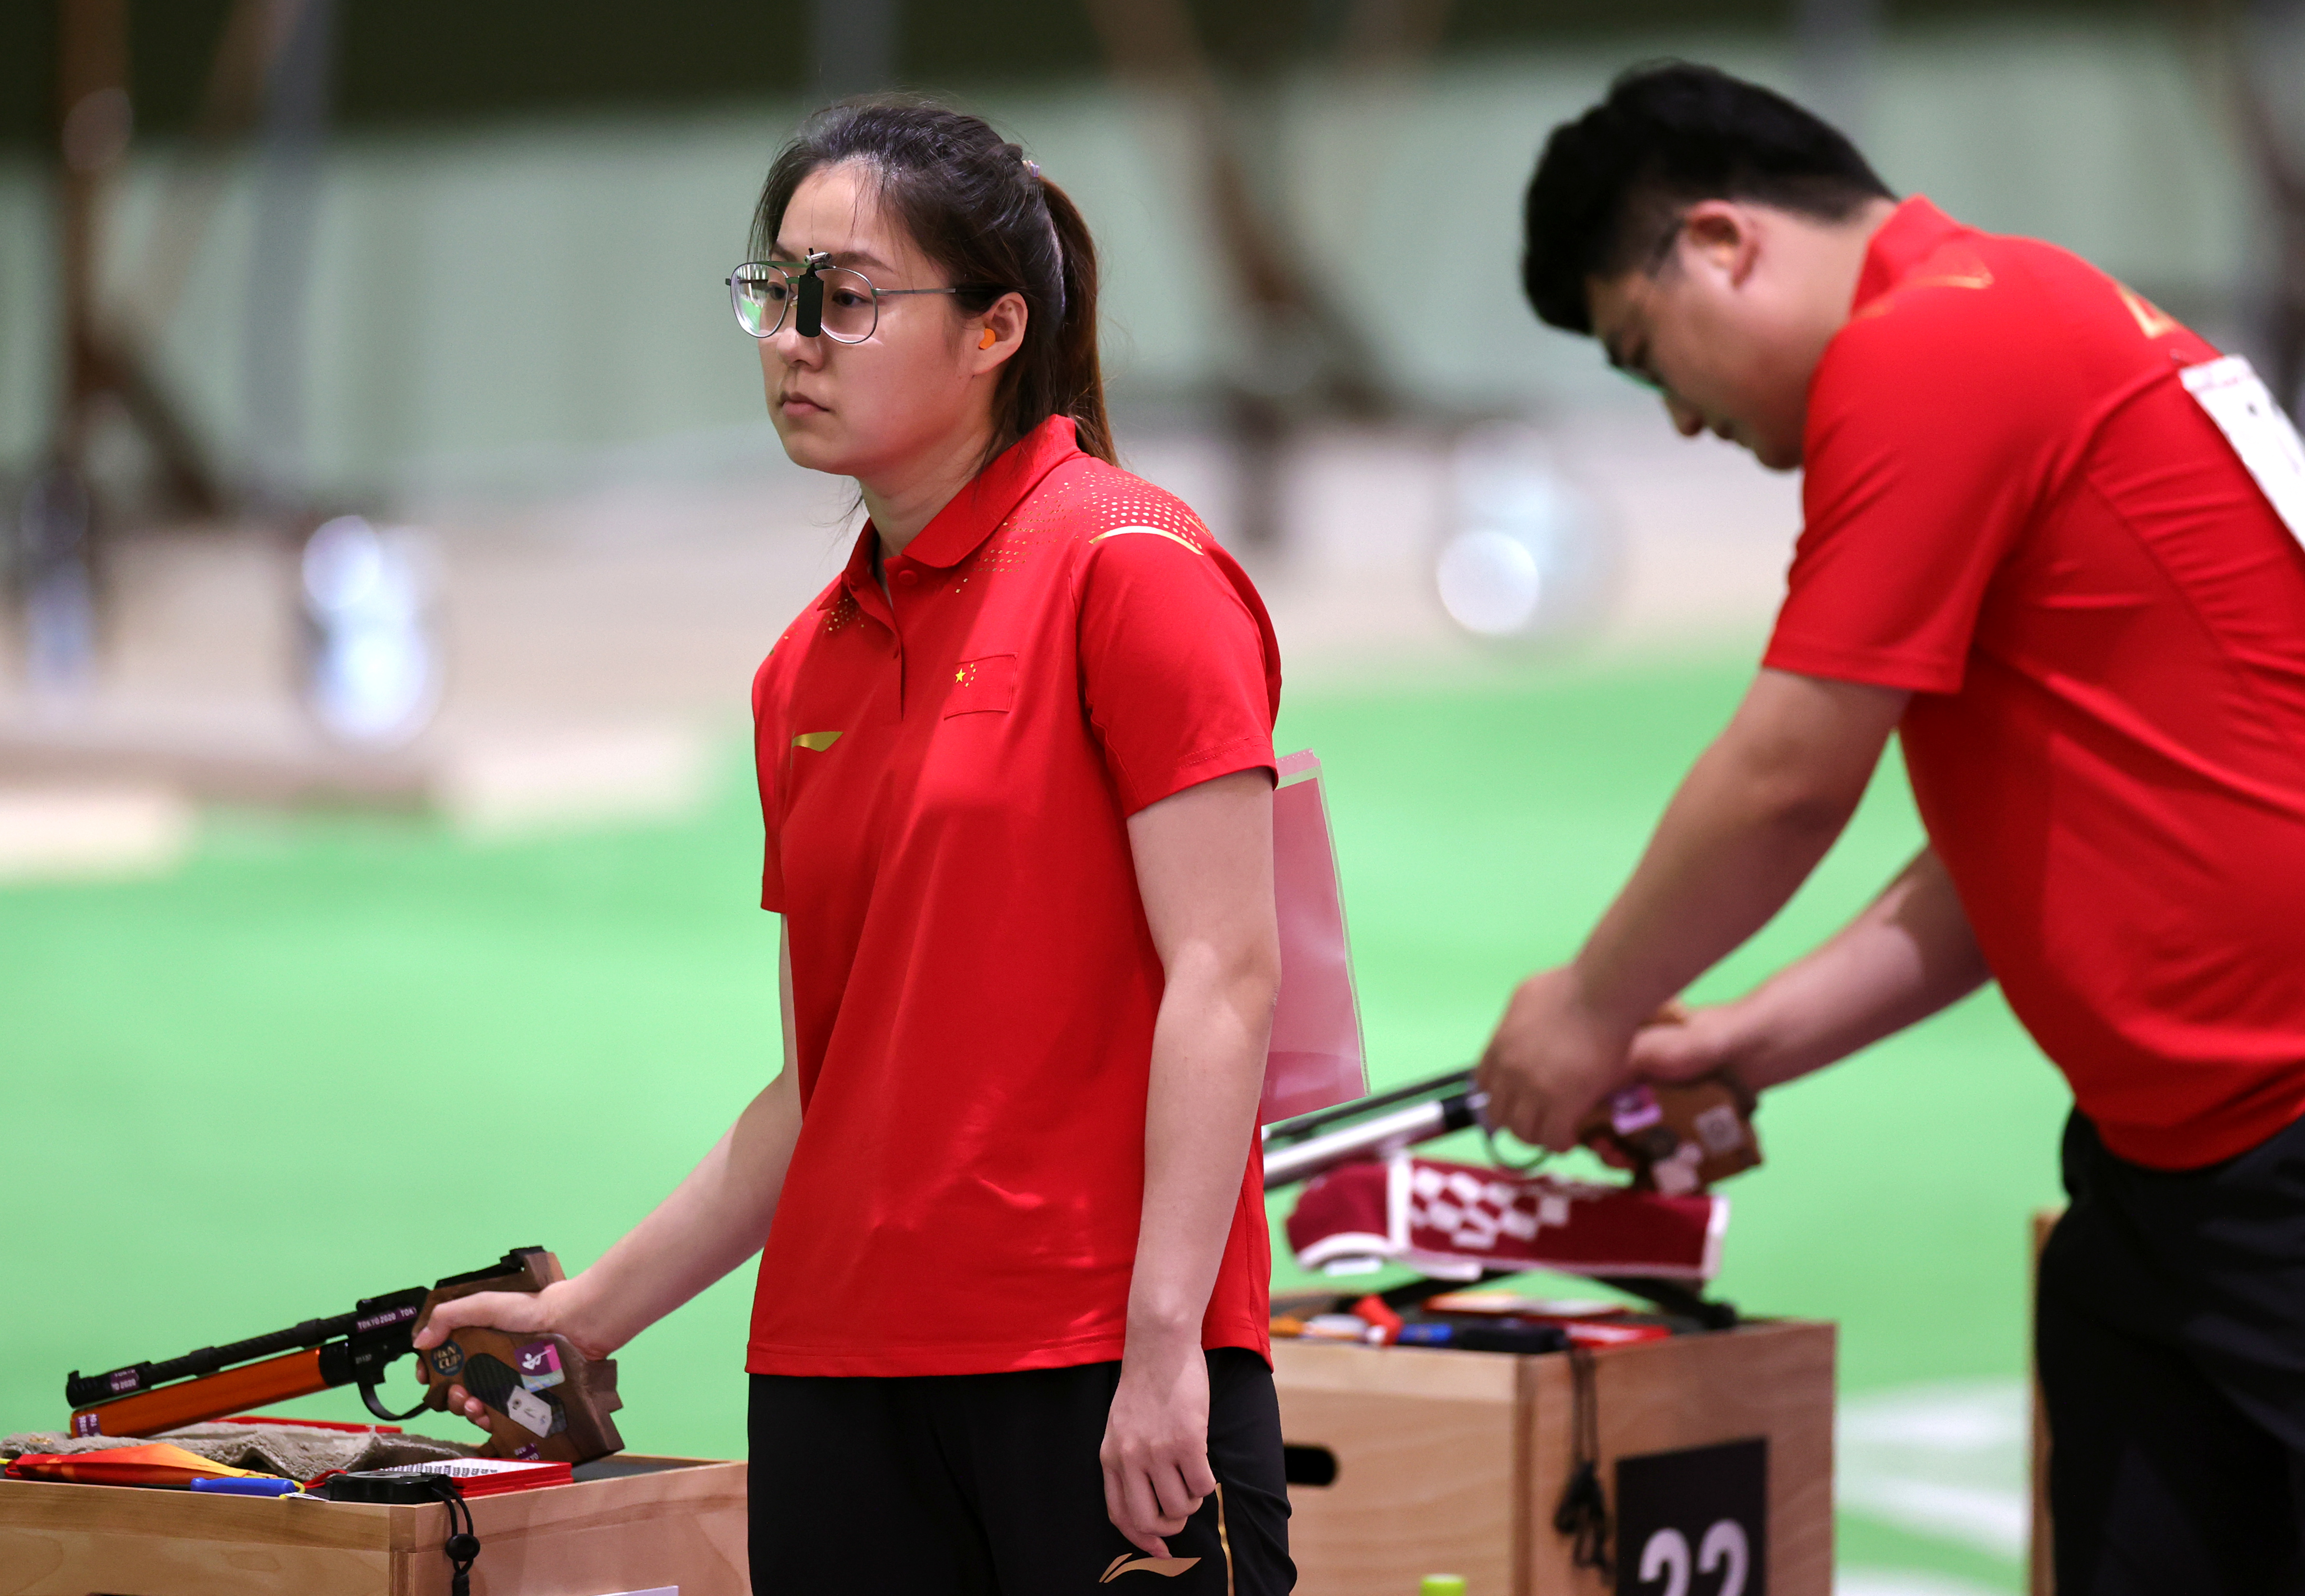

{"left": 885, "top": 557, "right": 950, "bottom": 718}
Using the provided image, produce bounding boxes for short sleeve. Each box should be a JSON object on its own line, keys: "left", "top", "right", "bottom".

{"left": 751, "top": 647, "right": 787, "bottom": 912}
{"left": 1076, "top": 526, "right": 1281, "bottom": 814}
{"left": 1765, "top": 290, "right": 2063, "bottom": 694}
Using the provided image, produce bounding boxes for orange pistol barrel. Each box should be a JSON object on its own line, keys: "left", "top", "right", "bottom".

{"left": 70, "top": 1347, "right": 329, "bottom": 1437}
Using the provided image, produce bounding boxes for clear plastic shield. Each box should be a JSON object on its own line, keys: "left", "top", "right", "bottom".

{"left": 1262, "top": 750, "right": 1370, "bottom": 1123}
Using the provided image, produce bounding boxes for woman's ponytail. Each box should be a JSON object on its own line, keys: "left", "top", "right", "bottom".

{"left": 1037, "top": 178, "right": 1112, "bottom": 466}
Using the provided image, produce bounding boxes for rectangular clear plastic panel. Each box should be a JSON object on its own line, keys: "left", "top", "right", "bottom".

{"left": 1262, "top": 751, "right": 1370, "bottom": 1124}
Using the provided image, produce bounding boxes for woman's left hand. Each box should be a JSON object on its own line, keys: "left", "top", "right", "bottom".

{"left": 1099, "top": 1333, "right": 1214, "bottom": 1557}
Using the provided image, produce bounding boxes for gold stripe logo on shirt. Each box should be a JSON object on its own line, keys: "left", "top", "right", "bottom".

{"left": 1090, "top": 525, "right": 1206, "bottom": 555}
{"left": 792, "top": 731, "right": 842, "bottom": 751}
{"left": 2115, "top": 280, "right": 2180, "bottom": 340}
{"left": 1906, "top": 268, "right": 1993, "bottom": 291}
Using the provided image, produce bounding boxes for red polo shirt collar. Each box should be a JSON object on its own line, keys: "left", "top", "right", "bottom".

{"left": 1850, "top": 195, "right": 1967, "bottom": 312}
{"left": 819, "top": 416, "right": 1084, "bottom": 616}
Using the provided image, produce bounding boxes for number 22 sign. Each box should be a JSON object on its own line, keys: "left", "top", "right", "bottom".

{"left": 1615, "top": 1438, "right": 1767, "bottom": 1596}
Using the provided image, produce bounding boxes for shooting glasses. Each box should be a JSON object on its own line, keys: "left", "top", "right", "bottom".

{"left": 728, "top": 250, "right": 964, "bottom": 343}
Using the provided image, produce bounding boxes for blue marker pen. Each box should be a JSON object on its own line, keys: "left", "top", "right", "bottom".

{"left": 189, "top": 1476, "right": 301, "bottom": 1497}
{"left": 1395, "top": 1320, "right": 1570, "bottom": 1354}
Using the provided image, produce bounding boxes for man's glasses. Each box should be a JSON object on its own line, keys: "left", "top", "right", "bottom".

{"left": 1604, "top": 217, "right": 1689, "bottom": 394}
{"left": 726, "top": 251, "right": 963, "bottom": 344}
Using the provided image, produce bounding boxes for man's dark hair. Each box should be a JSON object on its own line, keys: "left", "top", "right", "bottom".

{"left": 1521, "top": 62, "right": 1895, "bottom": 335}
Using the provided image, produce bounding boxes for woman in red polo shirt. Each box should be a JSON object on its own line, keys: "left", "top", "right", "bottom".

{"left": 416, "top": 101, "right": 1292, "bottom": 1594}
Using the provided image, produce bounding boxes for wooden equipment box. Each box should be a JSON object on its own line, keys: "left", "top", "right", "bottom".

{"left": 0, "top": 1454, "right": 746, "bottom": 1596}
{"left": 1275, "top": 1319, "right": 1835, "bottom": 1596}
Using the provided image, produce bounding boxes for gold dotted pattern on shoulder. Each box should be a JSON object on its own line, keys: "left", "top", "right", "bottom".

{"left": 1076, "top": 479, "right": 1216, "bottom": 553}
{"left": 822, "top": 590, "right": 860, "bottom": 634}
{"left": 958, "top": 468, "right": 1214, "bottom": 592}
{"left": 960, "top": 533, "right": 1052, "bottom": 585}
{"left": 955, "top": 499, "right": 1058, "bottom": 591}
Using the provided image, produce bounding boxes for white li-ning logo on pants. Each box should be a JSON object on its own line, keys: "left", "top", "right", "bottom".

{"left": 2183, "top": 355, "right": 2305, "bottom": 546}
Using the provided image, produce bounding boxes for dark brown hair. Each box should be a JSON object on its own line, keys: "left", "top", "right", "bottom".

{"left": 752, "top": 97, "right": 1114, "bottom": 466}
{"left": 1523, "top": 62, "right": 1894, "bottom": 335}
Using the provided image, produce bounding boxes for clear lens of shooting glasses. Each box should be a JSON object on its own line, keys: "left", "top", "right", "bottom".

{"left": 730, "top": 264, "right": 788, "bottom": 338}
{"left": 815, "top": 269, "right": 878, "bottom": 340}
{"left": 729, "top": 263, "right": 880, "bottom": 343}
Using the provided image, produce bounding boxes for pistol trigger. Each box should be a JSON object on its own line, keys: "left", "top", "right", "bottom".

{"left": 359, "top": 1380, "right": 430, "bottom": 1424}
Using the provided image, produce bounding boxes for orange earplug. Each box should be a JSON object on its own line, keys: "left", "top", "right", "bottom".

{"left": 979, "top": 327, "right": 998, "bottom": 349}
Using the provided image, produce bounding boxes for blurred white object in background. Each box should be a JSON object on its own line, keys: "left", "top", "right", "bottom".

{"left": 1434, "top": 425, "right": 1618, "bottom": 642}
{"left": 300, "top": 515, "right": 443, "bottom": 748}
{"left": 1435, "top": 528, "right": 1543, "bottom": 636}
{"left": 440, "top": 725, "right": 714, "bottom": 840}
{"left": 18, "top": 468, "right": 100, "bottom": 704}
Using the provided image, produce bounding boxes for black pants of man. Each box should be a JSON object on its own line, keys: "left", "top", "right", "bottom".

{"left": 748, "top": 1346, "right": 1293, "bottom": 1594}
{"left": 2039, "top": 1109, "right": 2305, "bottom": 1593}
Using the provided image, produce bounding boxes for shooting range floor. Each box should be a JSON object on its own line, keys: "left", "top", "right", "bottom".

{"left": 0, "top": 647, "right": 2064, "bottom": 1594}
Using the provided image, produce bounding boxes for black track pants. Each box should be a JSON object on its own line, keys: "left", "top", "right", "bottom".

{"left": 2038, "top": 1110, "right": 2305, "bottom": 1593}
{"left": 747, "top": 1346, "right": 1293, "bottom": 1594}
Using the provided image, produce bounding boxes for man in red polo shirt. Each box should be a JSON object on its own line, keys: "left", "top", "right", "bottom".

{"left": 1482, "top": 63, "right": 2305, "bottom": 1589}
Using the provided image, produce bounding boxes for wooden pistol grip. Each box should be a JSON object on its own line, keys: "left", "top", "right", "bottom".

{"left": 69, "top": 1347, "right": 328, "bottom": 1438}
{"left": 417, "top": 1324, "right": 623, "bottom": 1463}
{"left": 1576, "top": 1072, "right": 1763, "bottom": 1192}
{"left": 407, "top": 1250, "right": 622, "bottom": 1462}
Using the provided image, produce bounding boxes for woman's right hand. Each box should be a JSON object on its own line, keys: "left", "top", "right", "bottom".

{"left": 410, "top": 1278, "right": 610, "bottom": 1431}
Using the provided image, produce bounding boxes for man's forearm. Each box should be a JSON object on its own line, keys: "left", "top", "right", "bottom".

{"left": 1477, "top": 672, "right": 1906, "bottom": 1149}
{"left": 1127, "top": 952, "right": 1273, "bottom": 1342}
{"left": 1713, "top": 846, "right": 1990, "bottom": 1090}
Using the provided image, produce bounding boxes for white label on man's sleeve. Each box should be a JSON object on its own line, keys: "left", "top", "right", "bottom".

{"left": 2182, "top": 355, "right": 2305, "bottom": 546}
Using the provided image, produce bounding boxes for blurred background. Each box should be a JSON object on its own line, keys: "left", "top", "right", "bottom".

{"left": 5, "top": 2, "right": 2305, "bottom": 1591}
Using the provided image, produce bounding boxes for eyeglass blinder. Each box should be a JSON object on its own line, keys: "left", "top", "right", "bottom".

{"left": 795, "top": 250, "right": 831, "bottom": 339}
